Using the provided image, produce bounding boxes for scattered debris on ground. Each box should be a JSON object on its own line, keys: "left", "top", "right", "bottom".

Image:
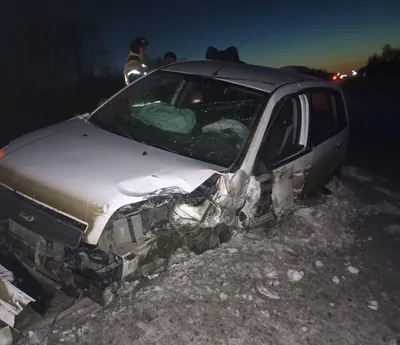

{"left": 347, "top": 265, "right": 360, "bottom": 274}
{"left": 8, "top": 167, "right": 400, "bottom": 345}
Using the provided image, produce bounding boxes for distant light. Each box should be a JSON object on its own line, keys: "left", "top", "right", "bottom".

{"left": 333, "top": 76, "right": 337, "bottom": 80}
{"left": 340, "top": 74, "right": 348, "bottom": 79}
{"left": 352, "top": 70, "right": 357, "bottom": 76}
{"left": 337, "top": 72, "right": 341, "bottom": 76}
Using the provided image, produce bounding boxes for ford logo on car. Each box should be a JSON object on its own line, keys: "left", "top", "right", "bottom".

{"left": 18, "top": 211, "right": 34, "bottom": 222}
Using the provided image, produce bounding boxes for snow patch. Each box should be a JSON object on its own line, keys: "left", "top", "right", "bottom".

{"left": 347, "top": 265, "right": 359, "bottom": 274}
{"left": 219, "top": 292, "right": 229, "bottom": 301}
{"left": 372, "top": 201, "right": 400, "bottom": 216}
{"left": 342, "top": 166, "right": 373, "bottom": 182}
{"left": 373, "top": 185, "right": 400, "bottom": 200}
{"left": 287, "top": 269, "right": 305, "bottom": 282}
{"left": 385, "top": 224, "right": 400, "bottom": 235}
{"left": 226, "top": 248, "right": 238, "bottom": 254}
{"left": 367, "top": 300, "right": 379, "bottom": 311}
{"left": 256, "top": 282, "right": 280, "bottom": 300}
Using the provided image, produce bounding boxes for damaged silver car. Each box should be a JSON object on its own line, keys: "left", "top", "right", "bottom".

{"left": 0, "top": 61, "right": 348, "bottom": 305}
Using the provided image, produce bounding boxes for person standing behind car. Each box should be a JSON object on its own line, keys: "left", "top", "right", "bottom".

{"left": 205, "top": 46, "right": 219, "bottom": 60}
{"left": 163, "top": 51, "right": 177, "bottom": 65}
{"left": 225, "top": 46, "right": 246, "bottom": 63}
{"left": 124, "top": 37, "right": 150, "bottom": 85}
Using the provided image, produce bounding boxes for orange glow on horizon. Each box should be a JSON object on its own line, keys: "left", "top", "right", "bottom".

{"left": 322, "top": 56, "right": 368, "bottom": 74}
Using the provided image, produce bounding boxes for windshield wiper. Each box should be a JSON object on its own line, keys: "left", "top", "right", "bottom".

{"left": 114, "top": 124, "right": 133, "bottom": 140}
{"left": 146, "top": 143, "right": 178, "bottom": 154}
{"left": 90, "top": 117, "right": 134, "bottom": 141}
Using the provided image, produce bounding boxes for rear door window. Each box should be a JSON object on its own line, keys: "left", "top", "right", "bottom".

{"left": 307, "top": 90, "right": 346, "bottom": 146}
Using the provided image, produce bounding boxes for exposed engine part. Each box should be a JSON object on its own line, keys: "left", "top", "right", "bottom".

{"left": 170, "top": 199, "right": 221, "bottom": 229}
{"left": 98, "top": 196, "right": 175, "bottom": 252}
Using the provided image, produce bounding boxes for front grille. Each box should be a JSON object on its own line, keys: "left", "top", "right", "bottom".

{"left": 0, "top": 185, "right": 86, "bottom": 248}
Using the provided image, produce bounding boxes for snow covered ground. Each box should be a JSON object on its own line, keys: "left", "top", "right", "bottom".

{"left": 16, "top": 166, "right": 400, "bottom": 345}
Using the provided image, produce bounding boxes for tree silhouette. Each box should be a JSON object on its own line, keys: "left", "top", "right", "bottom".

{"left": 363, "top": 44, "right": 400, "bottom": 78}
{"left": 1, "top": 14, "right": 109, "bottom": 91}
{"left": 280, "top": 65, "right": 330, "bottom": 80}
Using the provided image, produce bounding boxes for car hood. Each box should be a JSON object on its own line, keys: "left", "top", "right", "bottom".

{"left": 0, "top": 117, "right": 223, "bottom": 244}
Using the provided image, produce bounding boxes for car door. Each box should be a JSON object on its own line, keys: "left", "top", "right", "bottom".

{"left": 300, "top": 88, "right": 348, "bottom": 198}
{"left": 251, "top": 94, "right": 313, "bottom": 222}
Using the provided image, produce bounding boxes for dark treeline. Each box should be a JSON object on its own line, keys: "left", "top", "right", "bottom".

{"left": 281, "top": 66, "right": 331, "bottom": 80}
{"left": 291, "top": 44, "right": 400, "bottom": 81}
{"left": 0, "top": 11, "right": 124, "bottom": 141}
{"left": 359, "top": 44, "right": 400, "bottom": 78}
{"left": 0, "top": 17, "right": 115, "bottom": 93}
{"left": 0, "top": 10, "right": 185, "bottom": 110}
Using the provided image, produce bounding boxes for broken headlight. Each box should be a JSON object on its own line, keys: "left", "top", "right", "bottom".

{"left": 170, "top": 198, "right": 222, "bottom": 229}
{"left": 169, "top": 174, "right": 223, "bottom": 229}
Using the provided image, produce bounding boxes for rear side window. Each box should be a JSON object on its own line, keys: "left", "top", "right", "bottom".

{"left": 307, "top": 90, "right": 347, "bottom": 146}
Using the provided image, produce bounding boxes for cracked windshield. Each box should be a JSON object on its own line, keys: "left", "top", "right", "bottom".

{"left": 90, "top": 71, "right": 268, "bottom": 167}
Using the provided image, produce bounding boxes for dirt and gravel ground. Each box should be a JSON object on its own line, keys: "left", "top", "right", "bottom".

{"left": 13, "top": 166, "right": 400, "bottom": 345}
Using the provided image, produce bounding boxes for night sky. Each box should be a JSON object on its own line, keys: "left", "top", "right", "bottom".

{"left": 6, "top": 0, "right": 400, "bottom": 73}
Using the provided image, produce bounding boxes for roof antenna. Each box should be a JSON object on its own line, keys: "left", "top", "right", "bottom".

{"left": 212, "top": 68, "right": 220, "bottom": 76}
{"left": 238, "top": 35, "right": 252, "bottom": 51}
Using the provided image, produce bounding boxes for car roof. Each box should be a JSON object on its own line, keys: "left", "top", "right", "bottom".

{"left": 160, "top": 60, "right": 329, "bottom": 93}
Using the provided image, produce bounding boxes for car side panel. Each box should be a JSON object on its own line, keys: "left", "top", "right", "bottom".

{"left": 301, "top": 127, "right": 348, "bottom": 198}
{"left": 271, "top": 149, "right": 314, "bottom": 216}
